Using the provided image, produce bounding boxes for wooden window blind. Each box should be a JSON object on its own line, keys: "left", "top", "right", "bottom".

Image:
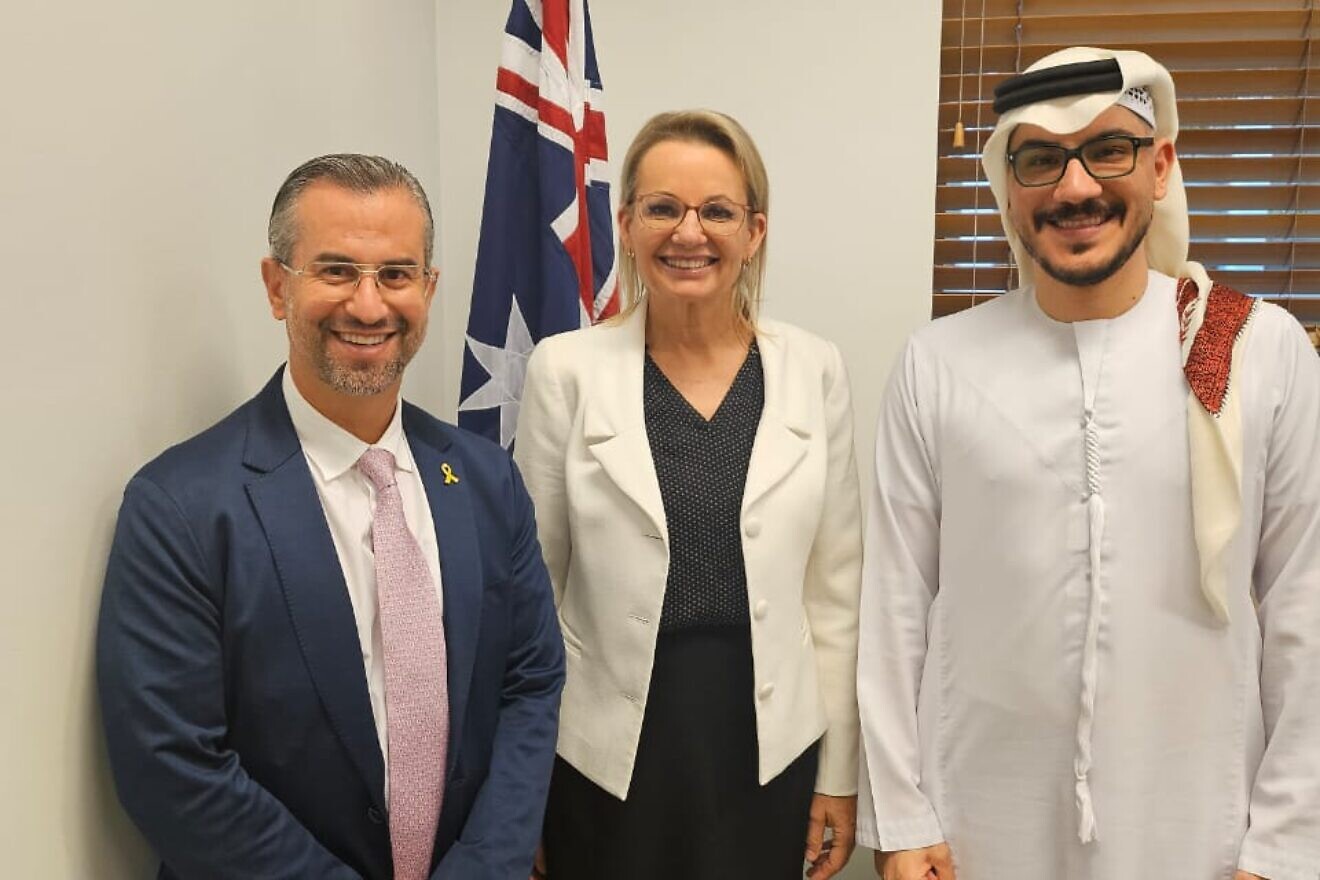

{"left": 934, "top": 0, "right": 1320, "bottom": 348}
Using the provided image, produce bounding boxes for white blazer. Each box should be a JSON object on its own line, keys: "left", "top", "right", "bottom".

{"left": 514, "top": 304, "right": 862, "bottom": 800}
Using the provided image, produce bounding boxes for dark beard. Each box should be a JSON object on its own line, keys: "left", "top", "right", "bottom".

{"left": 1019, "top": 198, "right": 1152, "bottom": 287}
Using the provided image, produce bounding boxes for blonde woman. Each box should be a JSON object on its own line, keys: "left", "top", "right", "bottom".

{"left": 515, "top": 110, "right": 861, "bottom": 880}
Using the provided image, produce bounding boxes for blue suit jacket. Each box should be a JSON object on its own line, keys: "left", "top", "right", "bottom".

{"left": 97, "top": 369, "right": 565, "bottom": 880}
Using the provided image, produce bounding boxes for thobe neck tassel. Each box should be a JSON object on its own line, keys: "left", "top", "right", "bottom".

{"left": 1075, "top": 774, "right": 1098, "bottom": 843}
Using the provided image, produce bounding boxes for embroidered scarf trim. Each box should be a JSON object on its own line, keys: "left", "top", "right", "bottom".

{"left": 1177, "top": 277, "right": 1257, "bottom": 416}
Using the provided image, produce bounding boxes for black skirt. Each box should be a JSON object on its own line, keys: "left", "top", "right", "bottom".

{"left": 543, "top": 626, "right": 819, "bottom": 879}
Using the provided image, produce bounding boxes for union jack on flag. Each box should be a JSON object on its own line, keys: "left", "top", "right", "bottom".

{"left": 457, "top": 0, "right": 618, "bottom": 448}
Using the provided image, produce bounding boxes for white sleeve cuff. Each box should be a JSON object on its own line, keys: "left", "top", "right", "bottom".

{"left": 855, "top": 808, "right": 945, "bottom": 853}
{"left": 1238, "top": 836, "right": 1320, "bottom": 880}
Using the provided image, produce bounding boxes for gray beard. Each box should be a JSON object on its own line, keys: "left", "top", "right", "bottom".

{"left": 316, "top": 356, "right": 407, "bottom": 397}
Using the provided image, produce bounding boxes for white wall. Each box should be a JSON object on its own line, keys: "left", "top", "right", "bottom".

{"left": 0, "top": 0, "right": 940, "bottom": 875}
{"left": 435, "top": 3, "right": 943, "bottom": 878}
{"left": 0, "top": 2, "right": 444, "bottom": 875}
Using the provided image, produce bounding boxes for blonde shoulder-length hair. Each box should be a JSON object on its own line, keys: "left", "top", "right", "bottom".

{"left": 612, "top": 110, "right": 769, "bottom": 335}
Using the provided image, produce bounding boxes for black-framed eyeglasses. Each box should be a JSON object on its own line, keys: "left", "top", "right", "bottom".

{"left": 279, "top": 260, "right": 435, "bottom": 299}
{"left": 632, "top": 192, "right": 757, "bottom": 236}
{"left": 1006, "top": 135, "right": 1156, "bottom": 187}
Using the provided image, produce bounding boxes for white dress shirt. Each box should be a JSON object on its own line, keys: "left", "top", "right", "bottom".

{"left": 282, "top": 368, "right": 443, "bottom": 799}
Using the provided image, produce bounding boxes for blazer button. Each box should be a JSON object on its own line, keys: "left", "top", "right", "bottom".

{"left": 752, "top": 599, "right": 769, "bottom": 620}
{"left": 367, "top": 805, "right": 386, "bottom": 825}
{"left": 744, "top": 519, "right": 762, "bottom": 538}
{"left": 758, "top": 682, "right": 775, "bottom": 701}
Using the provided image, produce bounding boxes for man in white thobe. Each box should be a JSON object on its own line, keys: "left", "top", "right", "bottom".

{"left": 857, "top": 48, "right": 1320, "bottom": 880}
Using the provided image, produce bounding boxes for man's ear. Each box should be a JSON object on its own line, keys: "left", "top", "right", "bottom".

{"left": 261, "top": 257, "right": 288, "bottom": 320}
{"left": 1151, "top": 138, "right": 1176, "bottom": 201}
{"left": 423, "top": 267, "right": 439, "bottom": 306}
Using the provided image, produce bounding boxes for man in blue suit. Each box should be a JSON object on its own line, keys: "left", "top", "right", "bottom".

{"left": 97, "top": 154, "right": 565, "bottom": 880}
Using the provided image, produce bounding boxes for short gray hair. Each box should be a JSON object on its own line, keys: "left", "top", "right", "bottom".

{"left": 268, "top": 153, "right": 434, "bottom": 266}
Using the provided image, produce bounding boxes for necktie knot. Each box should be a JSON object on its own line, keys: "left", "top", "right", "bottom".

{"left": 357, "top": 447, "right": 398, "bottom": 492}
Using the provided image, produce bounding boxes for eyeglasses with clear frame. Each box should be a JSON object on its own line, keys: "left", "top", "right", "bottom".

{"left": 279, "top": 260, "right": 435, "bottom": 299}
{"left": 1006, "top": 134, "right": 1156, "bottom": 187}
{"left": 632, "top": 193, "right": 757, "bottom": 236}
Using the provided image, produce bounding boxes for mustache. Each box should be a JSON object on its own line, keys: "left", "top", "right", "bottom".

{"left": 324, "top": 318, "right": 409, "bottom": 334}
{"left": 1033, "top": 198, "right": 1125, "bottom": 231}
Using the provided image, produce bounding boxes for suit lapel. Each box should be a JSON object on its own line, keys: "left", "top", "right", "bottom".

{"left": 583, "top": 306, "right": 668, "bottom": 540}
{"left": 742, "top": 324, "right": 811, "bottom": 514}
{"left": 243, "top": 369, "right": 386, "bottom": 811}
{"left": 404, "top": 410, "right": 481, "bottom": 780}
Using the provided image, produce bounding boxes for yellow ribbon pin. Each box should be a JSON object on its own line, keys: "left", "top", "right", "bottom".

{"left": 441, "top": 463, "right": 460, "bottom": 485}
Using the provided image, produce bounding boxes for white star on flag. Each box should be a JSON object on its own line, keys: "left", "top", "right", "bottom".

{"left": 457, "top": 295, "right": 534, "bottom": 449}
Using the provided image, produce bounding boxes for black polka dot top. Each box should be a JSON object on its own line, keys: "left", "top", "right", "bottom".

{"left": 644, "top": 341, "right": 764, "bottom": 633}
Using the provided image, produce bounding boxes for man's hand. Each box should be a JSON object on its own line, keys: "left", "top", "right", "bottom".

{"left": 804, "top": 794, "right": 857, "bottom": 879}
{"left": 529, "top": 841, "right": 546, "bottom": 879}
{"left": 874, "top": 842, "right": 956, "bottom": 880}
{"left": 1234, "top": 872, "right": 1265, "bottom": 880}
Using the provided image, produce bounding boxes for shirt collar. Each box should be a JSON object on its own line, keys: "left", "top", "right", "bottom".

{"left": 281, "top": 366, "right": 415, "bottom": 483}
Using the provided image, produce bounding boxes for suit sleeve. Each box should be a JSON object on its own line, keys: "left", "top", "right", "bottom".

{"left": 1238, "top": 318, "right": 1320, "bottom": 880}
{"left": 803, "top": 340, "right": 864, "bottom": 796}
{"left": 433, "top": 459, "right": 566, "bottom": 880}
{"left": 513, "top": 341, "right": 572, "bottom": 605}
{"left": 855, "top": 339, "right": 946, "bottom": 852}
{"left": 96, "top": 476, "right": 362, "bottom": 880}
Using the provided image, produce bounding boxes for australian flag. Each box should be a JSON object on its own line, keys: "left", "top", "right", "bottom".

{"left": 457, "top": 0, "right": 618, "bottom": 448}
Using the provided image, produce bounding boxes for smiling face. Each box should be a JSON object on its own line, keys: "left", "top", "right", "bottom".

{"left": 1006, "top": 105, "right": 1173, "bottom": 287}
{"left": 618, "top": 139, "right": 766, "bottom": 312}
{"left": 260, "top": 182, "right": 436, "bottom": 412}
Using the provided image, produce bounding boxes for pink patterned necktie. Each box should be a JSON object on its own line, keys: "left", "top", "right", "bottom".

{"left": 357, "top": 448, "right": 448, "bottom": 880}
